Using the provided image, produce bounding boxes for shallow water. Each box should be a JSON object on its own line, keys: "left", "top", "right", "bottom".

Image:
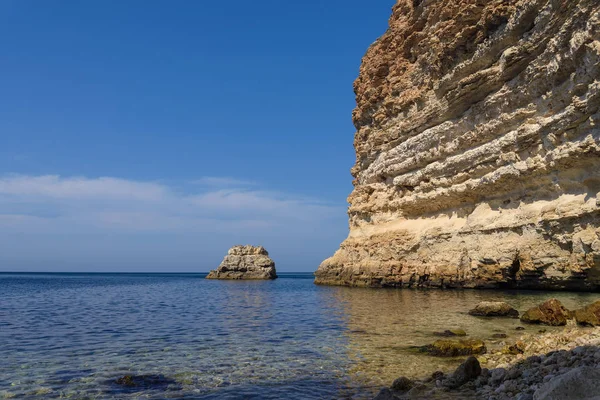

{"left": 1, "top": 273, "right": 598, "bottom": 399}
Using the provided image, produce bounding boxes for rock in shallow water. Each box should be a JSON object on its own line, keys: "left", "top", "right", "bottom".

{"left": 574, "top": 300, "right": 600, "bottom": 327}
{"left": 521, "top": 299, "right": 572, "bottom": 326}
{"left": 206, "top": 245, "right": 277, "bottom": 280}
{"left": 114, "top": 375, "right": 178, "bottom": 390}
{"left": 432, "top": 329, "right": 467, "bottom": 337}
{"left": 469, "top": 302, "right": 519, "bottom": 318}
{"left": 421, "top": 339, "right": 486, "bottom": 357}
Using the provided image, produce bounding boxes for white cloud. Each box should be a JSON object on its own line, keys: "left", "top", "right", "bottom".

{"left": 0, "top": 174, "right": 341, "bottom": 233}
{"left": 0, "top": 174, "right": 167, "bottom": 201}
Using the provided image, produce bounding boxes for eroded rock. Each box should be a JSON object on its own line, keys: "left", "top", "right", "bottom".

{"left": 521, "top": 299, "right": 572, "bottom": 326}
{"left": 574, "top": 300, "right": 600, "bottom": 327}
{"left": 206, "top": 245, "right": 277, "bottom": 280}
{"left": 315, "top": 0, "right": 600, "bottom": 291}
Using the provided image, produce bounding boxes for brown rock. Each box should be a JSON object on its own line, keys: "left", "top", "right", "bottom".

{"left": 574, "top": 300, "right": 600, "bottom": 327}
{"left": 421, "top": 339, "right": 487, "bottom": 357}
{"left": 501, "top": 341, "right": 525, "bottom": 355}
{"left": 469, "top": 302, "right": 519, "bottom": 318}
{"left": 520, "top": 299, "right": 572, "bottom": 326}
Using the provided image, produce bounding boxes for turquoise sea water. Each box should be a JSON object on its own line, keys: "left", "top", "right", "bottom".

{"left": 1, "top": 273, "right": 598, "bottom": 399}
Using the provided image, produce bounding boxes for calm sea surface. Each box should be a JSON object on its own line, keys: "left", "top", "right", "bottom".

{"left": 1, "top": 273, "right": 598, "bottom": 399}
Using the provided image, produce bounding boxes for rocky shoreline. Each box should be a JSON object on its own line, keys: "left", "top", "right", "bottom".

{"left": 375, "top": 299, "right": 600, "bottom": 399}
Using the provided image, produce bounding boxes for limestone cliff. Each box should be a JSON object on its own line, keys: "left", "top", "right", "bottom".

{"left": 315, "top": 0, "right": 600, "bottom": 290}
{"left": 207, "top": 245, "right": 277, "bottom": 280}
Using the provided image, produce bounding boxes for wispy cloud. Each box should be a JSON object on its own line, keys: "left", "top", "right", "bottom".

{"left": 0, "top": 174, "right": 340, "bottom": 233}
{"left": 191, "top": 176, "right": 257, "bottom": 188}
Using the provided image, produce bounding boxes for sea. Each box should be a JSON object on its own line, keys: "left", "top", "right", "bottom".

{"left": 1, "top": 273, "right": 597, "bottom": 399}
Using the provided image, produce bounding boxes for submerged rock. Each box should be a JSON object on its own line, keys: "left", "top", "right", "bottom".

{"left": 433, "top": 329, "right": 467, "bottom": 337}
{"left": 206, "top": 245, "right": 277, "bottom": 280}
{"left": 421, "top": 339, "right": 486, "bottom": 357}
{"left": 574, "top": 300, "right": 600, "bottom": 327}
{"left": 521, "top": 299, "right": 572, "bottom": 326}
{"left": 114, "top": 375, "right": 177, "bottom": 390}
{"left": 469, "top": 302, "right": 519, "bottom": 318}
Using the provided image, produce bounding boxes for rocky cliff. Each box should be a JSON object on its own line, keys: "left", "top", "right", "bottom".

{"left": 207, "top": 245, "right": 277, "bottom": 280}
{"left": 315, "top": 0, "right": 600, "bottom": 290}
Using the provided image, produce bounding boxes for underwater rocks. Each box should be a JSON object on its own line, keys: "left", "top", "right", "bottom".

{"left": 432, "top": 329, "right": 467, "bottom": 337}
{"left": 420, "top": 339, "right": 486, "bottom": 357}
{"left": 377, "top": 327, "right": 600, "bottom": 399}
{"left": 114, "top": 375, "right": 179, "bottom": 390}
{"left": 206, "top": 245, "right": 277, "bottom": 280}
{"left": 469, "top": 302, "right": 519, "bottom": 318}
{"left": 521, "top": 299, "right": 572, "bottom": 326}
{"left": 316, "top": 0, "right": 600, "bottom": 290}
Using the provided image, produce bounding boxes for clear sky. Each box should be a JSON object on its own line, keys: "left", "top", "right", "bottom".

{"left": 0, "top": 0, "right": 395, "bottom": 272}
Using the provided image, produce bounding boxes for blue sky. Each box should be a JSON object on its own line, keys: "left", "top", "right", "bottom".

{"left": 0, "top": 0, "right": 394, "bottom": 272}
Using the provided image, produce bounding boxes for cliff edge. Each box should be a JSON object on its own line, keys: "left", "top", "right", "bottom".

{"left": 315, "top": 0, "right": 600, "bottom": 290}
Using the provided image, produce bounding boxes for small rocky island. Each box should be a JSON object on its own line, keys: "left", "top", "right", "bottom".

{"left": 206, "top": 245, "right": 277, "bottom": 280}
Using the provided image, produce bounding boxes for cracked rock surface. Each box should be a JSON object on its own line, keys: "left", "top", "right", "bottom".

{"left": 207, "top": 245, "right": 277, "bottom": 280}
{"left": 315, "top": 0, "right": 600, "bottom": 290}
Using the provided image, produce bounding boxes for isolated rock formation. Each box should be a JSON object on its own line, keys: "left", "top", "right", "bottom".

{"left": 315, "top": 0, "right": 600, "bottom": 290}
{"left": 206, "top": 245, "right": 277, "bottom": 280}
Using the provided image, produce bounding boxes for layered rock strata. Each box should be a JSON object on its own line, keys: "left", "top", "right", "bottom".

{"left": 315, "top": 0, "right": 600, "bottom": 290}
{"left": 207, "top": 245, "right": 277, "bottom": 280}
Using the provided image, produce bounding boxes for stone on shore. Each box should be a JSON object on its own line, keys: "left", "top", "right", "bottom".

{"left": 469, "top": 302, "right": 519, "bottom": 318}
{"left": 521, "top": 299, "right": 572, "bottom": 326}
{"left": 574, "top": 300, "right": 600, "bottom": 327}
{"left": 390, "top": 376, "right": 413, "bottom": 392}
{"left": 444, "top": 356, "right": 482, "bottom": 389}
{"left": 533, "top": 367, "right": 600, "bottom": 400}
{"left": 206, "top": 245, "right": 277, "bottom": 280}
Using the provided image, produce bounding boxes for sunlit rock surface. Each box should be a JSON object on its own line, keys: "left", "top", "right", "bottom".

{"left": 207, "top": 245, "right": 277, "bottom": 280}
{"left": 315, "top": 0, "right": 600, "bottom": 290}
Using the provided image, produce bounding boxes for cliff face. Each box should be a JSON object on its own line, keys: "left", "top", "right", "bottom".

{"left": 315, "top": 0, "right": 600, "bottom": 290}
